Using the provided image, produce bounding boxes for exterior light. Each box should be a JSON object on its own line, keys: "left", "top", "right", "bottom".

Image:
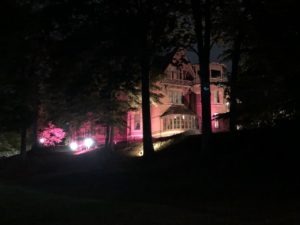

{"left": 226, "top": 101, "right": 230, "bottom": 112}
{"left": 84, "top": 138, "right": 94, "bottom": 148}
{"left": 39, "top": 138, "right": 45, "bottom": 144}
{"left": 70, "top": 142, "right": 78, "bottom": 151}
{"left": 138, "top": 150, "right": 144, "bottom": 157}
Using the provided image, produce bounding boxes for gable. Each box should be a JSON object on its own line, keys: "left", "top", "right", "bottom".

{"left": 164, "top": 48, "right": 197, "bottom": 80}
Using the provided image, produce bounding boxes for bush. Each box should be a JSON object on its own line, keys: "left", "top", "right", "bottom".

{"left": 0, "top": 132, "right": 20, "bottom": 157}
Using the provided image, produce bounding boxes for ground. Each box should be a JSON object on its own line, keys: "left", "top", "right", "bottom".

{"left": 0, "top": 124, "right": 299, "bottom": 225}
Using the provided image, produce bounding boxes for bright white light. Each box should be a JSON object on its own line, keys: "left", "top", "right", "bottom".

{"left": 70, "top": 142, "right": 78, "bottom": 151}
{"left": 84, "top": 138, "right": 94, "bottom": 148}
{"left": 138, "top": 150, "right": 143, "bottom": 157}
{"left": 39, "top": 138, "right": 45, "bottom": 144}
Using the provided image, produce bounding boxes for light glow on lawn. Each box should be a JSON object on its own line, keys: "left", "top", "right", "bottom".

{"left": 123, "top": 138, "right": 174, "bottom": 158}
{"left": 130, "top": 139, "right": 173, "bottom": 157}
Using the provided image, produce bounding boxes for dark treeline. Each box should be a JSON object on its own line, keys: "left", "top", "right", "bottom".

{"left": 0, "top": 0, "right": 298, "bottom": 158}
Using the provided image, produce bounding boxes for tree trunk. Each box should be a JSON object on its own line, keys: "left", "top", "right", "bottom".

{"left": 31, "top": 104, "right": 39, "bottom": 151}
{"left": 141, "top": 56, "right": 155, "bottom": 158}
{"left": 108, "top": 126, "right": 115, "bottom": 151}
{"left": 191, "top": 0, "right": 212, "bottom": 152}
{"left": 138, "top": 0, "right": 154, "bottom": 159}
{"left": 20, "top": 127, "right": 27, "bottom": 160}
{"left": 105, "top": 125, "right": 110, "bottom": 150}
{"left": 230, "top": 30, "right": 242, "bottom": 132}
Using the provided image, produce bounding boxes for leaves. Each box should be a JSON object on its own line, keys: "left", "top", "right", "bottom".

{"left": 39, "top": 122, "right": 66, "bottom": 146}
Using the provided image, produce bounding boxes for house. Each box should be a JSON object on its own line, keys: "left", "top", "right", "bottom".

{"left": 126, "top": 48, "right": 229, "bottom": 141}
{"left": 68, "top": 48, "right": 230, "bottom": 145}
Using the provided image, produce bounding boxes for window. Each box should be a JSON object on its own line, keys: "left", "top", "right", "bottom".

{"left": 214, "top": 120, "right": 219, "bottom": 129}
{"left": 175, "top": 116, "right": 180, "bottom": 128}
{"left": 168, "top": 90, "right": 182, "bottom": 104}
{"left": 134, "top": 114, "right": 141, "bottom": 130}
{"left": 178, "top": 69, "right": 182, "bottom": 79}
{"left": 211, "top": 69, "right": 221, "bottom": 78}
{"left": 171, "top": 71, "right": 175, "bottom": 79}
{"left": 214, "top": 90, "right": 220, "bottom": 103}
{"left": 168, "top": 118, "right": 172, "bottom": 129}
{"left": 163, "top": 115, "right": 197, "bottom": 131}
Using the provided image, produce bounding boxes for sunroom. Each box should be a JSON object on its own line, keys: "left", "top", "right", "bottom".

{"left": 160, "top": 105, "right": 198, "bottom": 136}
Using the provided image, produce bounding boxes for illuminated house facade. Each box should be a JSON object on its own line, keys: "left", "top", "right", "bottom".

{"left": 126, "top": 48, "right": 229, "bottom": 141}
{"left": 70, "top": 48, "right": 229, "bottom": 144}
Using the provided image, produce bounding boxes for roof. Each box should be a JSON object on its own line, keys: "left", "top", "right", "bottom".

{"left": 154, "top": 47, "right": 191, "bottom": 73}
{"left": 212, "top": 112, "right": 230, "bottom": 120}
{"left": 160, "top": 105, "right": 196, "bottom": 117}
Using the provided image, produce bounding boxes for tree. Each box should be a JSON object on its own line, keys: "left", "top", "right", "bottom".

{"left": 0, "top": 74, "right": 33, "bottom": 159}
{"left": 100, "top": 0, "right": 181, "bottom": 158}
{"left": 214, "top": 0, "right": 248, "bottom": 132}
{"left": 191, "top": 0, "right": 213, "bottom": 151}
{"left": 0, "top": 1, "right": 62, "bottom": 157}
{"left": 218, "top": 0, "right": 298, "bottom": 128}
{"left": 39, "top": 122, "right": 66, "bottom": 147}
{"left": 46, "top": 42, "right": 143, "bottom": 151}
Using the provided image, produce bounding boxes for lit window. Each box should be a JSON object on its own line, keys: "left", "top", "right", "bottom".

{"left": 162, "top": 115, "right": 198, "bottom": 131}
{"left": 214, "top": 120, "right": 219, "bottom": 129}
{"left": 169, "top": 118, "right": 173, "bottom": 129}
{"left": 175, "top": 116, "right": 180, "bottom": 128}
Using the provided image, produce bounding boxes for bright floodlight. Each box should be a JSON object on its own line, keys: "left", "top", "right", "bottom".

{"left": 84, "top": 138, "right": 94, "bottom": 148}
{"left": 39, "top": 138, "right": 45, "bottom": 144}
{"left": 138, "top": 150, "right": 144, "bottom": 157}
{"left": 69, "top": 142, "right": 78, "bottom": 151}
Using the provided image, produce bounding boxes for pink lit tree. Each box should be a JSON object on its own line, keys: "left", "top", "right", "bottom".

{"left": 39, "top": 122, "right": 66, "bottom": 147}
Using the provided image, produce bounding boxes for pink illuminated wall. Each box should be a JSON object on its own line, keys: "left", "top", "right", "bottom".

{"left": 68, "top": 49, "right": 229, "bottom": 144}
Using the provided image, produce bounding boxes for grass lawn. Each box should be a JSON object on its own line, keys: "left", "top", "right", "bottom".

{"left": 0, "top": 184, "right": 209, "bottom": 225}
{"left": 0, "top": 125, "right": 300, "bottom": 224}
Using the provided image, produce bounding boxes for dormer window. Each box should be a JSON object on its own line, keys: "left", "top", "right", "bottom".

{"left": 211, "top": 69, "right": 221, "bottom": 78}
